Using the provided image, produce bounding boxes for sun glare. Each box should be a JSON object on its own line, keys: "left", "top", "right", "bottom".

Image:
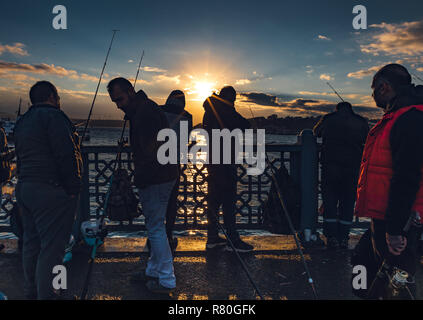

{"left": 194, "top": 81, "right": 216, "bottom": 101}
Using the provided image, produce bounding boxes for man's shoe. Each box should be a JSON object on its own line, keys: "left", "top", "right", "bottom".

{"left": 225, "top": 237, "right": 254, "bottom": 253}
{"left": 326, "top": 237, "right": 339, "bottom": 250}
{"left": 130, "top": 271, "right": 158, "bottom": 283}
{"left": 206, "top": 235, "right": 227, "bottom": 249}
{"left": 145, "top": 280, "right": 174, "bottom": 294}
{"left": 339, "top": 238, "right": 349, "bottom": 249}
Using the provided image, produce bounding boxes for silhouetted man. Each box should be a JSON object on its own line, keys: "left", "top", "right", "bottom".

{"left": 353, "top": 64, "right": 423, "bottom": 299}
{"left": 14, "top": 81, "right": 82, "bottom": 299}
{"left": 107, "top": 78, "right": 178, "bottom": 294}
{"left": 203, "top": 86, "right": 253, "bottom": 252}
{"left": 314, "top": 102, "right": 369, "bottom": 249}
{"left": 160, "top": 90, "right": 193, "bottom": 252}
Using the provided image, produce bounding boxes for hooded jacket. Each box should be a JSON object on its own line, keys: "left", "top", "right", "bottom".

{"left": 202, "top": 93, "right": 250, "bottom": 176}
{"left": 355, "top": 84, "right": 423, "bottom": 235}
{"left": 124, "top": 91, "right": 178, "bottom": 188}
{"left": 313, "top": 105, "right": 369, "bottom": 168}
{"left": 14, "top": 104, "right": 82, "bottom": 195}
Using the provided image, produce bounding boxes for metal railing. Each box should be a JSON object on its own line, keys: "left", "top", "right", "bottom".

{"left": 2, "top": 129, "right": 355, "bottom": 234}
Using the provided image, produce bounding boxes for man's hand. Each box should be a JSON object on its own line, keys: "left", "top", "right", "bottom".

{"left": 386, "top": 233, "right": 407, "bottom": 256}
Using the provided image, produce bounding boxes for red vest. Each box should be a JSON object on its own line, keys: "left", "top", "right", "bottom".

{"left": 355, "top": 104, "right": 423, "bottom": 220}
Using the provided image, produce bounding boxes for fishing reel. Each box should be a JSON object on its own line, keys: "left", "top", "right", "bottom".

{"left": 80, "top": 219, "right": 108, "bottom": 246}
{"left": 389, "top": 268, "right": 413, "bottom": 297}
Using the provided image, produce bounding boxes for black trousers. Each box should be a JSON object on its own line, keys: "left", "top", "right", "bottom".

{"left": 321, "top": 163, "right": 359, "bottom": 241}
{"left": 206, "top": 167, "right": 238, "bottom": 239}
{"left": 16, "top": 182, "right": 77, "bottom": 299}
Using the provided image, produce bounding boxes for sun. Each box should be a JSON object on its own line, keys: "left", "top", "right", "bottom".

{"left": 194, "top": 81, "right": 216, "bottom": 101}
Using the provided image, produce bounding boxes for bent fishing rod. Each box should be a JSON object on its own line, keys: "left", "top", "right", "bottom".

{"left": 80, "top": 30, "right": 119, "bottom": 144}
{"left": 247, "top": 105, "right": 318, "bottom": 300}
{"left": 80, "top": 48, "right": 145, "bottom": 300}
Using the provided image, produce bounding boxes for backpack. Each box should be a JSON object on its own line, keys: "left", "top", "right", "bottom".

{"left": 106, "top": 168, "right": 140, "bottom": 221}
{"left": 262, "top": 164, "right": 301, "bottom": 234}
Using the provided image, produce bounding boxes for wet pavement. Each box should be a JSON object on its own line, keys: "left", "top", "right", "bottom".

{"left": 1, "top": 235, "right": 422, "bottom": 300}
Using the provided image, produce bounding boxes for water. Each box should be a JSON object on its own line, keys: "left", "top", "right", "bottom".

{"left": 0, "top": 128, "right": 366, "bottom": 239}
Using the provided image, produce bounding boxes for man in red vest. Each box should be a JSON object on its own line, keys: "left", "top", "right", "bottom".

{"left": 353, "top": 64, "right": 423, "bottom": 298}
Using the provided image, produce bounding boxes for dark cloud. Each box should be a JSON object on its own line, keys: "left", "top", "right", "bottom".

{"left": 239, "top": 91, "right": 381, "bottom": 118}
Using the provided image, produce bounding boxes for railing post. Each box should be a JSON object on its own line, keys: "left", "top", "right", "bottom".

{"left": 298, "top": 129, "right": 318, "bottom": 238}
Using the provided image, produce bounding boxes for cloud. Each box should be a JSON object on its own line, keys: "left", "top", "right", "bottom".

{"left": 238, "top": 92, "right": 381, "bottom": 118}
{"left": 142, "top": 66, "right": 167, "bottom": 73}
{"left": 152, "top": 74, "right": 180, "bottom": 84}
{"left": 0, "top": 43, "right": 29, "bottom": 56}
{"left": 316, "top": 35, "right": 331, "bottom": 41}
{"left": 305, "top": 66, "right": 314, "bottom": 74}
{"left": 239, "top": 92, "right": 286, "bottom": 107}
{"left": 235, "top": 79, "right": 251, "bottom": 85}
{"left": 319, "top": 74, "right": 332, "bottom": 81}
{"left": 361, "top": 20, "right": 423, "bottom": 56}
{"left": 347, "top": 64, "right": 385, "bottom": 79}
{"left": 0, "top": 60, "right": 99, "bottom": 82}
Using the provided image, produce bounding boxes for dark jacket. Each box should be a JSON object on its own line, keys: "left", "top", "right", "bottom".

{"left": 125, "top": 91, "right": 178, "bottom": 188}
{"left": 313, "top": 106, "right": 369, "bottom": 168}
{"left": 14, "top": 104, "right": 82, "bottom": 195}
{"left": 384, "top": 84, "right": 423, "bottom": 234}
{"left": 202, "top": 94, "right": 250, "bottom": 176}
{"left": 160, "top": 103, "right": 193, "bottom": 164}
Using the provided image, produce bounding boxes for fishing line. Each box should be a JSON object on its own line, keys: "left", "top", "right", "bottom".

{"left": 184, "top": 160, "right": 265, "bottom": 299}
{"left": 80, "top": 30, "right": 119, "bottom": 144}
{"left": 411, "top": 72, "right": 423, "bottom": 83}
{"left": 326, "top": 82, "right": 344, "bottom": 102}
{"left": 80, "top": 48, "right": 145, "bottom": 300}
{"left": 247, "top": 105, "right": 318, "bottom": 299}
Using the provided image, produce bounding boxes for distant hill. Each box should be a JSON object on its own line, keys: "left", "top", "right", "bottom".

{"left": 194, "top": 115, "right": 378, "bottom": 135}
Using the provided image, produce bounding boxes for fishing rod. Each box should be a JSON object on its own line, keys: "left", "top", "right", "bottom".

{"left": 184, "top": 156, "right": 265, "bottom": 299}
{"left": 188, "top": 96, "right": 266, "bottom": 299}
{"left": 80, "top": 30, "right": 119, "bottom": 144}
{"left": 326, "top": 82, "right": 345, "bottom": 102}
{"left": 247, "top": 105, "right": 318, "bottom": 300}
{"left": 116, "top": 49, "right": 144, "bottom": 165}
{"left": 80, "top": 48, "right": 145, "bottom": 300}
{"left": 411, "top": 72, "right": 423, "bottom": 83}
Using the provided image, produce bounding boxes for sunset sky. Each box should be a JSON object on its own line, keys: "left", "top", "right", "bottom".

{"left": 0, "top": 0, "right": 422, "bottom": 124}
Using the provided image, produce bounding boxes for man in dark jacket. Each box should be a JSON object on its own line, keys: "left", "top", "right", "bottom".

{"left": 107, "top": 78, "right": 178, "bottom": 294}
{"left": 352, "top": 64, "right": 423, "bottom": 299}
{"left": 160, "top": 90, "right": 193, "bottom": 252}
{"left": 203, "top": 86, "right": 253, "bottom": 252}
{"left": 314, "top": 102, "right": 369, "bottom": 249}
{"left": 14, "top": 81, "right": 82, "bottom": 299}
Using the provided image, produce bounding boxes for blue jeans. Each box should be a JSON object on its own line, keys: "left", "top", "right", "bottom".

{"left": 138, "top": 180, "right": 176, "bottom": 288}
